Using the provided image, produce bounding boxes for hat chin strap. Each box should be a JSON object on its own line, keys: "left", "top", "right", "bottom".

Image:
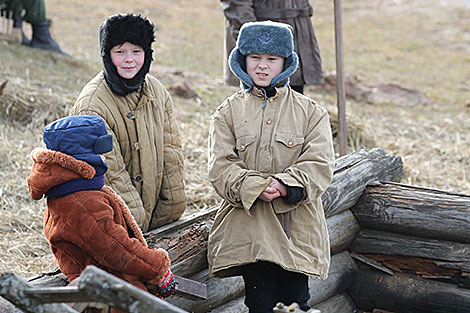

{"left": 229, "top": 49, "right": 299, "bottom": 89}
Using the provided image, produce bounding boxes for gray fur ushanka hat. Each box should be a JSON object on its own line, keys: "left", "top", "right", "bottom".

{"left": 229, "top": 21, "right": 299, "bottom": 88}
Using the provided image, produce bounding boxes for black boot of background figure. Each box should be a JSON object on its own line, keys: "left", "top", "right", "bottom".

{"left": 13, "top": 16, "right": 30, "bottom": 46}
{"left": 30, "top": 20, "right": 72, "bottom": 56}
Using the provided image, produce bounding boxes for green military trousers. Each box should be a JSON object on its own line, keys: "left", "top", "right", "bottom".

{"left": 0, "top": 0, "right": 46, "bottom": 24}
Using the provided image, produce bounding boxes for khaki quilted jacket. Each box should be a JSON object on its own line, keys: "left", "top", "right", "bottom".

{"left": 70, "top": 72, "right": 186, "bottom": 231}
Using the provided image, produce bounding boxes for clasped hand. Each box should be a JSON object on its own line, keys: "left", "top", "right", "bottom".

{"left": 259, "top": 179, "right": 287, "bottom": 202}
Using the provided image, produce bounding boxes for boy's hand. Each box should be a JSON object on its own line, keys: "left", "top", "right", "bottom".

{"left": 269, "top": 179, "right": 287, "bottom": 197}
{"left": 259, "top": 179, "right": 286, "bottom": 202}
{"left": 156, "top": 269, "right": 176, "bottom": 298}
{"left": 259, "top": 186, "right": 280, "bottom": 202}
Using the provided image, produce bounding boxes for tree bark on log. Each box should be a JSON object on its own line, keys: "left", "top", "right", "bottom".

{"left": 166, "top": 250, "right": 357, "bottom": 313}
{"left": 322, "top": 148, "right": 403, "bottom": 218}
{"left": 328, "top": 209, "right": 360, "bottom": 255}
{"left": 313, "top": 292, "right": 356, "bottom": 313}
{"left": 308, "top": 250, "right": 357, "bottom": 306}
{"left": 352, "top": 182, "right": 470, "bottom": 243}
{"left": 350, "top": 229, "right": 470, "bottom": 264}
{"left": 348, "top": 268, "right": 470, "bottom": 313}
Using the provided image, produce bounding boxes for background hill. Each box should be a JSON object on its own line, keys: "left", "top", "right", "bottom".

{"left": 0, "top": 0, "right": 469, "bottom": 277}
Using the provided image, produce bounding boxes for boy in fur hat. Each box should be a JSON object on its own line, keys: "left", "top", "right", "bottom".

{"left": 27, "top": 115, "right": 176, "bottom": 312}
{"left": 70, "top": 14, "right": 186, "bottom": 233}
{"left": 207, "top": 21, "right": 335, "bottom": 312}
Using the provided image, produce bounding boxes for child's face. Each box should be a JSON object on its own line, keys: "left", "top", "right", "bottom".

{"left": 246, "top": 54, "right": 284, "bottom": 87}
{"left": 110, "top": 42, "right": 145, "bottom": 79}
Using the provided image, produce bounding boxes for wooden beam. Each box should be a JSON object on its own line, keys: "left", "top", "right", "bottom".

{"left": 78, "top": 266, "right": 188, "bottom": 313}
{"left": 352, "top": 182, "right": 470, "bottom": 243}
{"left": 0, "top": 273, "right": 78, "bottom": 313}
{"left": 348, "top": 269, "right": 470, "bottom": 313}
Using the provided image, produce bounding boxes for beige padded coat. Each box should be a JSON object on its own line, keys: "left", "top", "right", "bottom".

{"left": 207, "top": 86, "right": 335, "bottom": 279}
{"left": 70, "top": 72, "right": 186, "bottom": 232}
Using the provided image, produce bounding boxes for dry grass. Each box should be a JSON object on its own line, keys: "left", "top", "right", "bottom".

{"left": 0, "top": 0, "right": 469, "bottom": 277}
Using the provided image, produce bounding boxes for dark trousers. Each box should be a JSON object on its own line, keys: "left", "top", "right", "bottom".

{"left": 240, "top": 261, "right": 310, "bottom": 313}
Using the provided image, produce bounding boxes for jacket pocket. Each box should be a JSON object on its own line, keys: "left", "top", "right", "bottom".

{"left": 273, "top": 133, "right": 304, "bottom": 169}
{"left": 235, "top": 135, "right": 257, "bottom": 164}
{"left": 275, "top": 133, "right": 304, "bottom": 148}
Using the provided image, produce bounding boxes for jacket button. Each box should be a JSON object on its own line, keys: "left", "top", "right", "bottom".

{"left": 240, "top": 145, "right": 246, "bottom": 151}
{"left": 266, "top": 119, "right": 272, "bottom": 125}
{"left": 288, "top": 141, "right": 294, "bottom": 147}
{"left": 135, "top": 175, "right": 142, "bottom": 182}
{"left": 127, "top": 112, "right": 135, "bottom": 119}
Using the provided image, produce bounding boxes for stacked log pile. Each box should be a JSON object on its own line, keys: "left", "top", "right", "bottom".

{"left": 146, "top": 148, "right": 404, "bottom": 313}
{"left": 0, "top": 148, "right": 405, "bottom": 313}
{"left": 348, "top": 182, "right": 470, "bottom": 313}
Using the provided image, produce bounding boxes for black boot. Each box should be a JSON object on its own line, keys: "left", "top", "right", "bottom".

{"left": 13, "top": 16, "right": 30, "bottom": 46}
{"left": 30, "top": 20, "right": 72, "bottom": 56}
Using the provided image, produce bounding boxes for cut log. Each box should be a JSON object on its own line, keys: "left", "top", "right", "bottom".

{"left": 313, "top": 292, "right": 356, "bottom": 313}
{"left": 207, "top": 297, "right": 246, "bottom": 313}
{"left": 328, "top": 209, "right": 360, "bottom": 255}
{"left": 355, "top": 253, "right": 470, "bottom": 287}
{"left": 350, "top": 229, "right": 470, "bottom": 264}
{"left": 348, "top": 268, "right": 470, "bottom": 313}
{"left": 350, "top": 229, "right": 470, "bottom": 286}
{"left": 167, "top": 250, "right": 357, "bottom": 312}
{"left": 322, "top": 148, "right": 403, "bottom": 218}
{"left": 352, "top": 182, "right": 470, "bottom": 243}
{"left": 308, "top": 250, "right": 357, "bottom": 306}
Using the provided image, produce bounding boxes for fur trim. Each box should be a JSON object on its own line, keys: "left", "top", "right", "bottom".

{"left": 99, "top": 14, "right": 155, "bottom": 57}
{"left": 229, "top": 49, "right": 298, "bottom": 88}
{"left": 237, "top": 21, "right": 294, "bottom": 58}
{"left": 31, "top": 148, "right": 95, "bottom": 179}
{"left": 100, "top": 186, "right": 148, "bottom": 247}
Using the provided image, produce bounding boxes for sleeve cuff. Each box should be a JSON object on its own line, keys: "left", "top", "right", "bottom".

{"left": 240, "top": 176, "right": 272, "bottom": 215}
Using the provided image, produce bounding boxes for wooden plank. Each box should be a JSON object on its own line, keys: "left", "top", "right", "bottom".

{"left": 0, "top": 273, "right": 78, "bottom": 313}
{"left": 24, "top": 274, "right": 207, "bottom": 303}
{"left": 78, "top": 266, "right": 188, "bottom": 313}
{"left": 352, "top": 182, "right": 470, "bottom": 243}
{"left": 174, "top": 275, "right": 207, "bottom": 300}
{"left": 167, "top": 269, "right": 245, "bottom": 313}
{"left": 351, "top": 252, "right": 394, "bottom": 276}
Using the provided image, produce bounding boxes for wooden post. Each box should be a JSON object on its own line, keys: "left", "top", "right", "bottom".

{"left": 334, "top": 0, "right": 347, "bottom": 156}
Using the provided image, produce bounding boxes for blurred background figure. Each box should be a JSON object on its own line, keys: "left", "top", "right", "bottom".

{"left": 220, "top": 0, "right": 324, "bottom": 94}
{"left": 0, "top": 0, "right": 71, "bottom": 55}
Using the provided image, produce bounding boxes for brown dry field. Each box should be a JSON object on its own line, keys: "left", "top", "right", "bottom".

{"left": 0, "top": 0, "right": 469, "bottom": 277}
